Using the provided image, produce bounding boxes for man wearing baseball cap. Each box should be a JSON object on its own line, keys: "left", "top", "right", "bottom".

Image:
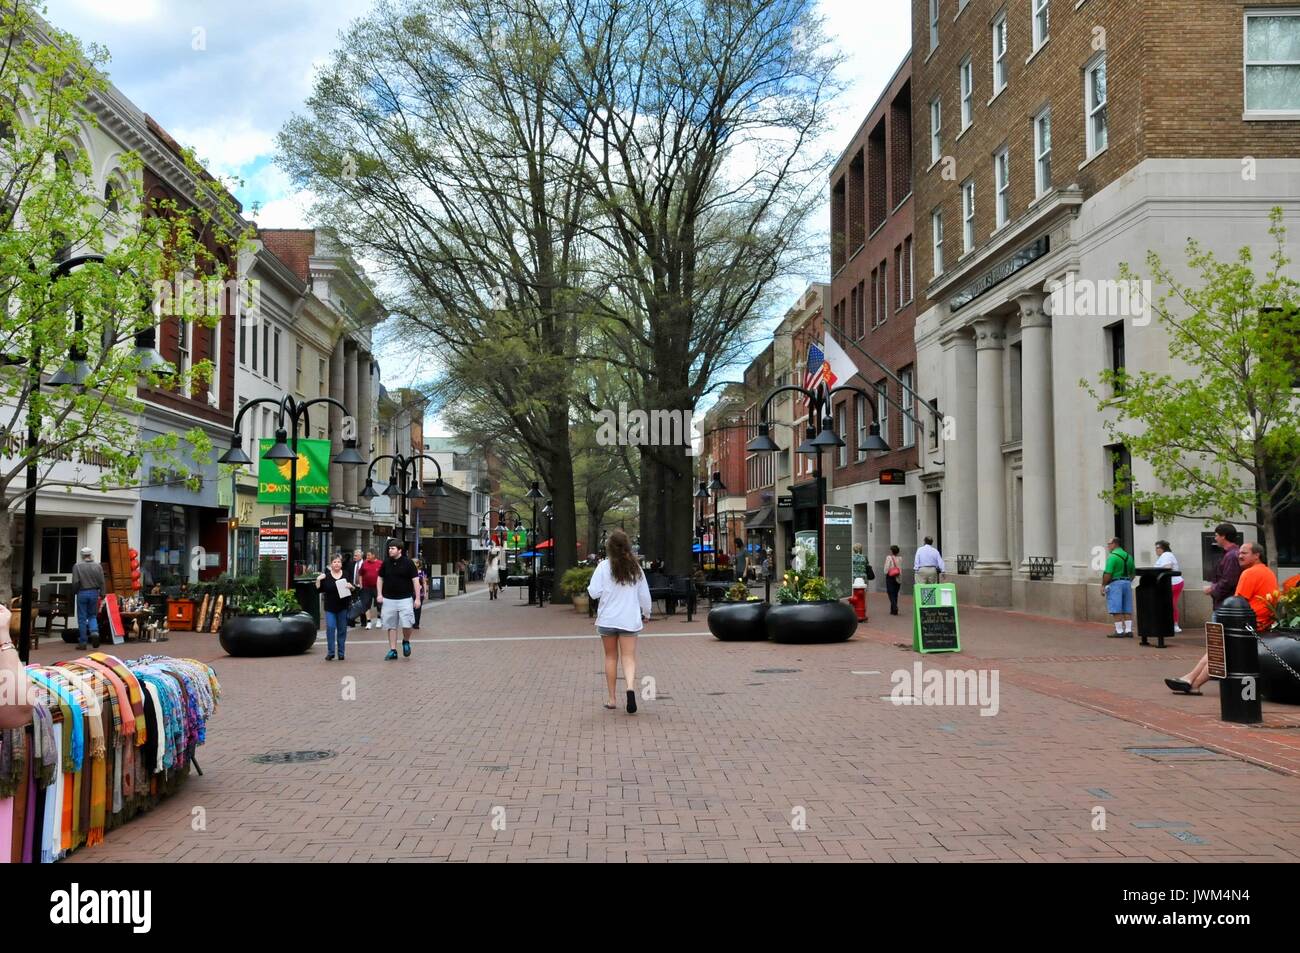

{"left": 377, "top": 537, "right": 421, "bottom": 659}
{"left": 71, "top": 546, "right": 106, "bottom": 650}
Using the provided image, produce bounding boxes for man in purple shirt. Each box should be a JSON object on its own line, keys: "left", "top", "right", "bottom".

{"left": 1202, "top": 522, "right": 1241, "bottom": 614}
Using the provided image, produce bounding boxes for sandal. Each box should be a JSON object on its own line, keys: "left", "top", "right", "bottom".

{"left": 1164, "top": 677, "right": 1202, "bottom": 695}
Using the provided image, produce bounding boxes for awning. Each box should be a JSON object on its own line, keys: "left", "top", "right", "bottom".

{"left": 745, "top": 505, "right": 774, "bottom": 530}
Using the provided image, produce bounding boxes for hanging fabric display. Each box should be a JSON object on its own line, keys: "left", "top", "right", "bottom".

{"left": 0, "top": 653, "right": 219, "bottom": 863}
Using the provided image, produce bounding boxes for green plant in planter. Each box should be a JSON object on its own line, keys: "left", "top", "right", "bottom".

{"left": 242, "top": 589, "right": 302, "bottom": 616}
{"left": 775, "top": 567, "right": 843, "bottom": 605}
{"left": 560, "top": 566, "right": 595, "bottom": 597}
{"left": 1264, "top": 586, "right": 1300, "bottom": 630}
{"left": 723, "top": 580, "right": 758, "bottom": 602}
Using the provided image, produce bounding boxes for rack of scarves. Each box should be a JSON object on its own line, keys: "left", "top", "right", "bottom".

{"left": 0, "top": 653, "right": 219, "bottom": 863}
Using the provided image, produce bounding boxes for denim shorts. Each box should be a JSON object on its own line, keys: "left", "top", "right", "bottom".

{"left": 1106, "top": 578, "right": 1134, "bottom": 614}
{"left": 597, "top": 626, "right": 637, "bottom": 636}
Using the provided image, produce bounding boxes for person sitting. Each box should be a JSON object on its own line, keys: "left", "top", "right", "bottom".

{"left": 1166, "top": 540, "right": 1277, "bottom": 694}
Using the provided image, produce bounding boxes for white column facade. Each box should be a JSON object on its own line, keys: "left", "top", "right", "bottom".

{"left": 973, "top": 317, "right": 1009, "bottom": 572}
{"left": 1017, "top": 292, "right": 1056, "bottom": 563}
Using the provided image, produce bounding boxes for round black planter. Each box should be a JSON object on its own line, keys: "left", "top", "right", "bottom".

{"left": 765, "top": 600, "right": 858, "bottom": 644}
{"left": 219, "top": 612, "right": 317, "bottom": 657}
{"left": 708, "top": 601, "right": 769, "bottom": 641}
{"left": 1259, "top": 630, "right": 1300, "bottom": 705}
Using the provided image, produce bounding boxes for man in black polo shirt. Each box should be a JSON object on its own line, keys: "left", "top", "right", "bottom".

{"left": 377, "top": 538, "right": 420, "bottom": 660}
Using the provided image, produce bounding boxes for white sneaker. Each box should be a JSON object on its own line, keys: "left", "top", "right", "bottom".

{"left": 1173, "top": 624, "right": 1182, "bottom": 633}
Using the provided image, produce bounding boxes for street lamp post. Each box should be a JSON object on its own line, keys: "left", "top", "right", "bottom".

{"left": 746, "top": 383, "right": 888, "bottom": 577}
{"left": 219, "top": 395, "right": 366, "bottom": 589}
{"left": 494, "top": 506, "right": 532, "bottom": 603}
{"left": 709, "top": 470, "right": 727, "bottom": 577}
{"left": 526, "top": 480, "right": 545, "bottom": 608}
{"left": 694, "top": 479, "right": 709, "bottom": 571}
{"left": 359, "top": 453, "right": 449, "bottom": 553}
{"left": 541, "top": 498, "right": 553, "bottom": 572}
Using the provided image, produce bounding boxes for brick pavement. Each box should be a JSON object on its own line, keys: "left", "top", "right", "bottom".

{"left": 28, "top": 582, "right": 1300, "bottom": 862}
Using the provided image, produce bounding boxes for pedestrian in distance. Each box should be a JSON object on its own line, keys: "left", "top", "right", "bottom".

{"left": 485, "top": 545, "right": 502, "bottom": 600}
{"left": 359, "top": 549, "right": 382, "bottom": 628}
{"left": 588, "top": 529, "right": 652, "bottom": 714}
{"left": 1102, "top": 536, "right": 1136, "bottom": 637}
{"left": 71, "top": 546, "right": 105, "bottom": 650}
{"left": 377, "top": 538, "right": 420, "bottom": 660}
{"left": 914, "top": 537, "right": 944, "bottom": 585}
{"left": 1167, "top": 540, "right": 1278, "bottom": 695}
{"left": 412, "top": 558, "right": 428, "bottom": 629}
{"left": 1202, "top": 522, "right": 1242, "bottom": 616}
{"left": 884, "top": 544, "right": 903, "bottom": 615}
{"left": 316, "top": 553, "right": 355, "bottom": 661}
{"left": 1153, "top": 539, "right": 1184, "bottom": 633}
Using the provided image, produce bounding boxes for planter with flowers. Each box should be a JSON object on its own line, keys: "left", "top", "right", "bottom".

{"left": 561, "top": 566, "right": 595, "bottom": 614}
{"left": 707, "top": 581, "right": 768, "bottom": 641}
{"left": 219, "top": 588, "right": 317, "bottom": 657}
{"left": 1260, "top": 588, "right": 1300, "bottom": 704}
{"left": 765, "top": 569, "right": 857, "bottom": 644}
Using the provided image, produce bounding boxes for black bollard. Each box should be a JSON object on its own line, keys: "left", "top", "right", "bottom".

{"left": 1216, "top": 596, "right": 1262, "bottom": 724}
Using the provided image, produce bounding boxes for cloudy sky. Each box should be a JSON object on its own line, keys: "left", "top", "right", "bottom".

{"left": 45, "top": 0, "right": 912, "bottom": 414}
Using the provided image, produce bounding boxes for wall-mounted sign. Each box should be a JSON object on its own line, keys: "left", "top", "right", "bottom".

{"left": 948, "top": 236, "right": 1050, "bottom": 312}
{"left": 879, "top": 468, "right": 907, "bottom": 485}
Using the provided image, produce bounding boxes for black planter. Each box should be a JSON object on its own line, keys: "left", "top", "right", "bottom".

{"left": 765, "top": 600, "right": 858, "bottom": 644}
{"left": 708, "top": 601, "right": 769, "bottom": 641}
{"left": 219, "top": 612, "right": 317, "bottom": 657}
{"left": 1259, "top": 630, "right": 1300, "bottom": 705}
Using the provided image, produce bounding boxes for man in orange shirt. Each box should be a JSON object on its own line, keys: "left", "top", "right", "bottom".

{"left": 1167, "top": 541, "right": 1278, "bottom": 694}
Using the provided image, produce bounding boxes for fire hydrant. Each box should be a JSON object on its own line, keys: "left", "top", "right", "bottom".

{"left": 850, "top": 577, "right": 868, "bottom": 622}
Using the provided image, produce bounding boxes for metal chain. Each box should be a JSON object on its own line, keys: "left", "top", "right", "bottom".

{"left": 1248, "top": 627, "right": 1300, "bottom": 685}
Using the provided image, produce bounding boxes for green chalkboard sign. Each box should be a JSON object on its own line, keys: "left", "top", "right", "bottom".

{"left": 913, "top": 583, "right": 961, "bottom": 653}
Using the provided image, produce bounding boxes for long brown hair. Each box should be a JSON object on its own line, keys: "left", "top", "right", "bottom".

{"left": 606, "top": 529, "right": 642, "bottom": 585}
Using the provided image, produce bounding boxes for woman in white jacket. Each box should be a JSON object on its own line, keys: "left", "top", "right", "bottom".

{"left": 588, "top": 529, "right": 652, "bottom": 713}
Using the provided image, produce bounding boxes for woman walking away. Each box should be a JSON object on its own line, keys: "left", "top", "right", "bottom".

{"left": 1154, "top": 540, "right": 1184, "bottom": 633}
{"left": 884, "top": 544, "right": 903, "bottom": 615}
{"left": 588, "top": 529, "right": 652, "bottom": 714}
{"left": 485, "top": 546, "right": 502, "bottom": 600}
{"left": 412, "top": 559, "right": 428, "bottom": 629}
{"left": 316, "top": 554, "right": 355, "bottom": 661}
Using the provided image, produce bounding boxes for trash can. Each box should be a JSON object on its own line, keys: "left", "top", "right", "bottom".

{"left": 1134, "top": 567, "right": 1175, "bottom": 648}
{"left": 293, "top": 576, "right": 322, "bottom": 630}
{"left": 1216, "top": 595, "right": 1262, "bottom": 724}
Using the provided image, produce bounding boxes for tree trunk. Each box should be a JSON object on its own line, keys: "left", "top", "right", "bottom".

{"left": 0, "top": 504, "right": 12, "bottom": 603}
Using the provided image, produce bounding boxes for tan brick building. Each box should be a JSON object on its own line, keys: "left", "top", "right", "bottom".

{"left": 911, "top": 0, "right": 1300, "bottom": 620}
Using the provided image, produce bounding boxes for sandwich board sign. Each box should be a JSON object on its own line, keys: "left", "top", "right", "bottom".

{"left": 913, "top": 582, "right": 961, "bottom": 653}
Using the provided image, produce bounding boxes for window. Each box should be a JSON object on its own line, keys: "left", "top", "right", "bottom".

{"left": 930, "top": 97, "right": 942, "bottom": 164}
{"left": 1034, "top": 108, "right": 1052, "bottom": 196}
{"left": 929, "top": 0, "right": 939, "bottom": 51}
{"left": 960, "top": 57, "right": 973, "bottom": 129}
{"left": 261, "top": 322, "right": 269, "bottom": 376}
{"left": 208, "top": 319, "right": 220, "bottom": 407}
{"left": 905, "top": 236, "right": 914, "bottom": 303}
{"left": 856, "top": 279, "right": 866, "bottom": 338}
{"left": 932, "top": 210, "right": 945, "bottom": 277}
{"left": 1107, "top": 319, "right": 1126, "bottom": 395}
{"left": 856, "top": 394, "right": 868, "bottom": 462}
{"left": 962, "top": 180, "right": 976, "bottom": 254}
{"left": 994, "top": 148, "right": 1010, "bottom": 228}
{"left": 895, "top": 244, "right": 904, "bottom": 309}
{"left": 177, "top": 315, "right": 192, "bottom": 377}
{"left": 1085, "top": 54, "right": 1108, "bottom": 157}
{"left": 1245, "top": 11, "right": 1300, "bottom": 115}
{"left": 273, "top": 328, "right": 281, "bottom": 384}
{"left": 239, "top": 318, "right": 246, "bottom": 366}
{"left": 319, "top": 358, "right": 327, "bottom": 397}
{"left": 251, "top": 317, "right": 259, "bottom": 371}
{"left": 876, "top": 382, "right": 888, "bottom": 447}
{"left": 1009, "top": 343, "right": 1023, "bottom": 441}
{"left": 901, "top": 367, "right": 916, "bottom": 448}
{"left": 837, "top": 404, "right": 848, "bottom": 467}
{"left": 41, "top": 527, "right": 78, "bottom": 574}
{"left": 1032, "top": 0, "right": 1049, "bottom": 50}
{"left": 879, "top": 260, "right": 889, "bottom": 326}
{"left": 296, "top": 343, "right": 304, "bottom": 392}
{"left": 849, "top": 285, "right": 858, "bottom": 341}
{"left": 992, "top": 13, "right": 1008, "bottom": 92}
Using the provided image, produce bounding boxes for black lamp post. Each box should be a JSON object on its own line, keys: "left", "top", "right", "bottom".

{"left": 526, "top": 480, "right": 545, "bottom": 608}
{"left": 746, "top": 383, "right": 888, "bottom": 578}
{"left": 541, "top": 498, "right": 553, "bottom": 572}
{"left": 219, "top": 395, "right": 365, "bottom": 589}
{"left": 694, "top": 479, "right": 710, "bottom": 571}
{"left": 495, "top": 506, "right": 531, "bottom": 600}
{"left": 709, "top": 470, "right": 726, "bottom": 575}
{"left": 360, "top": 452, "right": 448, "bottom": 553}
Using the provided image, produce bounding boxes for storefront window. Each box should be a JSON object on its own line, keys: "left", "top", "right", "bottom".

{"left": 141, "top": 502, "right": 190, "bottom": 585}
{"left": 40, "top": 527, "right": 78, "bottom": 574}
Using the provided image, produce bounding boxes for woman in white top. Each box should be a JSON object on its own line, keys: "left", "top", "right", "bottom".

{"left": 485, "top": 546, "right": 502, "bottom": 600}
{"left": 587, "top": 529, "right": 652, "bottom": 714}
{"left": 1153, "top": 540, "right": 1184, "bottom": 633}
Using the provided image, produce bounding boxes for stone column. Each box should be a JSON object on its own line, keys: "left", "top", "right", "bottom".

{"left": 1016, "top": 292, "right": 1056, "bottom": 564}
{"left": 973, "top": 316, "right": 1010, "bottom": 573}
{"left": 357, "top": 349, "right": 373, "bottom": 472}
{"left": 343, "top": 340, "right": 359, "bottom": 505}
{"left": 329, "top": 337, "right": 346, "bottom": 506}
{"left": 940, "top": 330, "right": 978, "bottom": 560}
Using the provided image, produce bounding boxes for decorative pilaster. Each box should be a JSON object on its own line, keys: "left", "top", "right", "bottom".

{"left": 1016, "top": 292, "right": 1056, "bottom": 566}
{"left": 973, "top": 317, "right": 1009, "bottom": 571}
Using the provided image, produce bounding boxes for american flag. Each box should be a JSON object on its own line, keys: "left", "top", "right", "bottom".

{"left": 803, "top": 342, "right": 836, "bottom": 408}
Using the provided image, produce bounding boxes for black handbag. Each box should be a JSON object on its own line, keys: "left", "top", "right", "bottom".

{"left": 865, "top": 563, "right": 876, "bottom": 581}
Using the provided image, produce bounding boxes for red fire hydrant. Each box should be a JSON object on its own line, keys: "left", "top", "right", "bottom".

{"left": 850, "top": 577, "right": 868, "bottom": 622}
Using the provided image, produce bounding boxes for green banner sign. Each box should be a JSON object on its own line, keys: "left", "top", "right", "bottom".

{"left": 256, "top": 438, "right": 332, "bottom": 504}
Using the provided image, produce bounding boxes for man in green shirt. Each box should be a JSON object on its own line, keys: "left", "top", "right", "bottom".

{"left": 1102, "top": 537, "right": 1136, "bottom": 637}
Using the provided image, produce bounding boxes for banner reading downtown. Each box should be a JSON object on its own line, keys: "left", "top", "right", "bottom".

{"left": 256, "top": 438, "right": 331, "bottom": 504}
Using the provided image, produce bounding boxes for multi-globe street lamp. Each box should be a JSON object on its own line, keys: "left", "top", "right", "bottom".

{"left": 709, "top": 470, "right": 727, "bottom": 575}
{"left": 526, "top": 481, "right": 545, "bottom": 608}
{"left": 694, "top": 479, "right": 710, "bottom": 571}
{"left": 218, "top": 395, "right": 366, "bottom": 588}
{"left": 359, "top": 453, "right": 449, "bottom": 552}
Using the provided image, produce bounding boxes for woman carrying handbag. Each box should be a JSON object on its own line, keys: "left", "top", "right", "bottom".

{"left": 884, "top": 544, "right": 903, "bottom": 616}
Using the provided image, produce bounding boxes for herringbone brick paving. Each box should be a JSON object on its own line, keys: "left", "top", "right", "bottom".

{"left": 26, "top": 585, "right": 1300, "bottom": 862}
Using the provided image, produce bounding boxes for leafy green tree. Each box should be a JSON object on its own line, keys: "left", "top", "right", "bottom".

{"left": 1085, "top": 208, "right": 1300, "bottom": 559}
{"left": 0, "top": 6, "right": 249, "bottom": 599}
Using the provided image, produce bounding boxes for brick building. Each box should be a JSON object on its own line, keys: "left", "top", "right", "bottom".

{"left": 741, "top": 344, "right": 777, "bottom": 556}
{"left": 911, "top": 0, "right": 1300, "bottom": 620}
{"left": 699, "top": 382, "right": 748, "bottom": 564}
{"left": 825, "top": 53, "right": 924, "bottom": 588}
